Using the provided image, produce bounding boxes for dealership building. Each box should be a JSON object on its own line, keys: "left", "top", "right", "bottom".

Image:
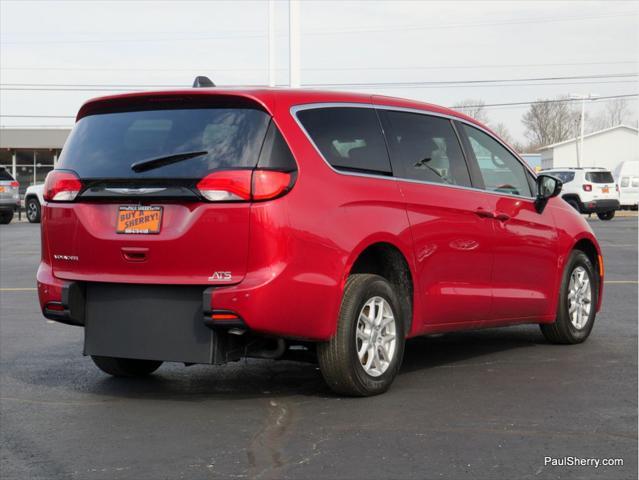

{"left": 0, "top": 128, "right": 71, "bottom": 194}
{"left": 539, "top": 125, "right": 639, "bottom": 172}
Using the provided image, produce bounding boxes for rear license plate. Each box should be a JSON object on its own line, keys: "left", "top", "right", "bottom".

{"left": 602, "top": 186, "right": 610, "bottom": 193}
{"left": 116, "top": 205, "right": 162, "bottom": 234}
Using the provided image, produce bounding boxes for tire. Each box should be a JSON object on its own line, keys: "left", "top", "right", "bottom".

{"left": 26, "top": 197, "right": 41, "bottom": 223}
{"left": 317, "top": 274, "right": 405, "bottom": 396}
{"left": 540, "top": 250, "right": 597, "bottom": 344}
{"left": 91, "top": 356, "right": 162, "bottom": 377}
{"left": 596, "top": 210, "right": 615, "bottom": 221}
{"left": 0, "top": 211, "right": 14, "bottom": 224}
{"left": 565, "top": 198, "right": 581, "bottom": 213}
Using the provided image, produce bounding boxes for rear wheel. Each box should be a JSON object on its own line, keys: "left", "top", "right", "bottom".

{"left": 26, "top": 197, "right": 41, "bottom": 223}
{"left": 318, "top": 274, "right": 405, "bottom": 396}
{"left": 0, "top": 211, "right": 14, "bottom": 224}
{"left": 596, "top": 210, "right": 615, "bottom": 221}
{"left": 91, "top": 356, "right": 162, "bottom": 377}
{"left": 540, "top": 250, "right": 596, "bottom": 344}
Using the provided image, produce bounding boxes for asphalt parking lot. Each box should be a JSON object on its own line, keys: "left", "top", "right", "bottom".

{"left": 1, "top": 218, "right": 637, "bottom": 480}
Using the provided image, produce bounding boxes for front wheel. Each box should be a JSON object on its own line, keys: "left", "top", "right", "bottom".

{"left": 596, "top": 210, "right": 615, "bottom": 221}
{"left": 317, "top": 274, "right": 405, "bottom": 396}
{"left": 26, "top": 198, "right": 41, "bottom": 223}
{"left": 91, "top": 356, "right": 162, "bottom": 377}
{"left": 540, "top": 250, "right": 597, "bottom": 344}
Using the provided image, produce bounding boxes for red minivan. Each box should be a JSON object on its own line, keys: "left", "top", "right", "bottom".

{"left": 38, "top": 83, "right": 603, "bottom": 396}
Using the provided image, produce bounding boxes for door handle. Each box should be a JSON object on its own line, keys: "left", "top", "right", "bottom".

{"left": 495, "top": 213, "right": 511, "bottom": 222}
{"left": 474, "top": 208, "right": 495, "bottom": 219}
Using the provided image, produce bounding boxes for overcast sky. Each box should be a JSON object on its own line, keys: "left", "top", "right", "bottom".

{"left": 1, "top": 0, "right": 638, "bottom": 143}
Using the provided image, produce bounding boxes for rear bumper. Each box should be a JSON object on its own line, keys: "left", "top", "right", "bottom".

{"left": 581, "top": 199, "right": 620, "bottom": 213}
{"left": 37, "top": 271, "right": 252, "bottom": 364}
{"left": 0, "top": 203, "right": 18, "bottom": 212}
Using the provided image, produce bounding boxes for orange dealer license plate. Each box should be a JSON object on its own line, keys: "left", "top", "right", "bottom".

{"left": 116, "top": 205, "right": 163, "bottom": 234}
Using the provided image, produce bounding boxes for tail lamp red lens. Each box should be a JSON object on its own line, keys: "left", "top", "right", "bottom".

{"left": 582, "top": 184, "right": 592, "bottom": 192}
{"left": 10, "top": 181, "right": 19, "bottom": 188}
{"left": 197, "top": 169, "right": 293, "bottom": 202}
{"left": 43, "top": 170, "right": 83, "bottom": 202}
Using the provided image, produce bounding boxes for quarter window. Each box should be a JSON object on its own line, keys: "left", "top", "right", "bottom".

{"left": 381, "top": 111, "right": 470, "bottom": 186}
{"left": 620, "top": 177, "right": 630, "bottom": 188}
{"left": 461, "top": 124, "right": 532, "bottom": 197}
{"left": 296, "top": 107, "right": 392, "bottom": 174}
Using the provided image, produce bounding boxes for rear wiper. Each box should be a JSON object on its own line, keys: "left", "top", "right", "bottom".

{"left": 130, "top": 150, "right": 208, "bottom": 173}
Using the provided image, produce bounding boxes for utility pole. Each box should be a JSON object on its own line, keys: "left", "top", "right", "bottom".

{"left": 570, "top": 93, "right": 599, "bottom": 167}
{"left": 288, "top": 0, "right": 301, "bottom": 88}
{"left": 267, "top": 0, "right": 276, "bottom": 87}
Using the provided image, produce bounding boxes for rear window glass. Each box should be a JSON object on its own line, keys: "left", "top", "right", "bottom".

{"left": 58, "top": 108, "right": 271, "bottom": 179}
{"left": 585, "top": 171, "right": 614, "bottom": 183}
{"left": 296, "top": 107, "right": 392, "bottom": 174}
{"left": 548, "top": 171, "right": 575, "bottom": 183}
{"left": 0, "top": 168, "right": 14, "bottom": 180}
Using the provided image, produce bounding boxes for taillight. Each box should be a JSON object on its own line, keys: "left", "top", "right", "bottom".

{"left": 583, "top": 184, "right": 592, "bottom": 192}
{"left": 43, "top": 170, "right": 83, "bottom": 202}
{"left": 252, "top": 170, "right": 292, "bottom": 200}
{"left": 196, "top": 170, "right": 252, "bottom": 201}
{"left": 196, "top": 169, "right": 293, "bottom": 202}
{"left": 10, "top": 181, "right": 19, "bottom": 188}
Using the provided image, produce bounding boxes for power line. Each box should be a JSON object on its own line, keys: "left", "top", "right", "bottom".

{"left": 1, "top": 73, "right": 636, "bottom": 91}
{"left": 1, "top": 11, "right": 635, "bottom": 45}
{"left": 2, "top": 93, "right": 637, "bottom": 120}
{"left": 2, "top": 60, "right": 637, "bottom": 73}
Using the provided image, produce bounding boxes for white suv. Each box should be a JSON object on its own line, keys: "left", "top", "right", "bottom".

{"left": 543, "top": 168, "right": 620, "bottom": 220}
{"left": 24, "top": 183, "right": 45, "bottom": 223}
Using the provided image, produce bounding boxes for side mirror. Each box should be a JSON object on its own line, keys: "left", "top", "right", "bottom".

{"left": 535, "top": 174, "right": 562, "bottom": 213}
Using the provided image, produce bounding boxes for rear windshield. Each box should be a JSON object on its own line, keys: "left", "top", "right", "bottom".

{"left": 585, "top": 171, "right": 614, "bottom": 183}
{"left": 548, "top": 171, "right": 575, "bottom": 183}
{"left": 0, "top": 168, "right": 14, "bottom": 180}
{"left": 58, "top": 108, "right": 271, "bottom": 179}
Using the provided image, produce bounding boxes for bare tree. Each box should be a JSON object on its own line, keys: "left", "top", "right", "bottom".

{"left": 452, "top": 99, "right": 490, "bottom": 124}
{"left": 491, "top": 122, "right": 513, "bottom": 144}
{"left": 604, "top": 98, "right": 630, "bottom": 126}
{"left": 522, "top": 97, "right": 580, "bottom": 149}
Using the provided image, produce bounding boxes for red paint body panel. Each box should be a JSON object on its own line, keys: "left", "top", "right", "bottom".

{"left": 38, "top": 88, "right": 603, "bottom": 342}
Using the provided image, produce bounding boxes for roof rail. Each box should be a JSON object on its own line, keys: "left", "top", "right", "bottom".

{"left": 192, "top": 76, "right": 215, "bottom": 88}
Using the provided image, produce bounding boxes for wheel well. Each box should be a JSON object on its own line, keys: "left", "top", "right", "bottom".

{"left": 573, "top": 239, "right": 601, "bottom": 284}
{"left": 25, "top": 194, "right": 39, "bottom": 204}
{"left": 350, "top": 243, "right": 414, "bottom": 333}
{"left": 561, "top": 194, "right": 581, "bottom": 204}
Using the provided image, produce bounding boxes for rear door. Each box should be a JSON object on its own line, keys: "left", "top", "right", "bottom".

{"left": 457, "top": 122, "right": 559, "bottom": 321}
{"left": 0, "top": 168, "right": 19, "bottom": 207}
{"left": 45, "top": 95, "right": 275, "bottom": 285}
{"left": 585, "top": 170, "right": 618, "bottom": 201}
{"left": 379, "top": 109, "right": 494, "bottom": 328}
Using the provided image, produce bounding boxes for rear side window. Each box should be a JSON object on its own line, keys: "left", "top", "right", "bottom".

{"left": 549, "top": 171, "right": 575, "bottom": 183}
{"left": 633, "top": 177, "right": 639, "bottom": 187}
{"left": 0, "top": 168, "right": 13, "bottom": 180}
{"left": 461, "top": 124, "right": 532, "bottom": 197}
{"left": 381, "top": 111, "right": 470, "bottom": 186}
{"left": 58, "top": 107, "right": 271, "bottom": 179}
{"left": 620, "top": 177, "right": 630, "bottom": 187}
{"left": 585, "top": 171, "right": 614, "bottom": 183}
{"left": 296, "top": 107, "right": 392, "bottom": 174}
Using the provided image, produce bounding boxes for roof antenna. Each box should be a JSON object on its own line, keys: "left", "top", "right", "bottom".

{"left": 192, "top": 76, "right": 215, "bottom": 88}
